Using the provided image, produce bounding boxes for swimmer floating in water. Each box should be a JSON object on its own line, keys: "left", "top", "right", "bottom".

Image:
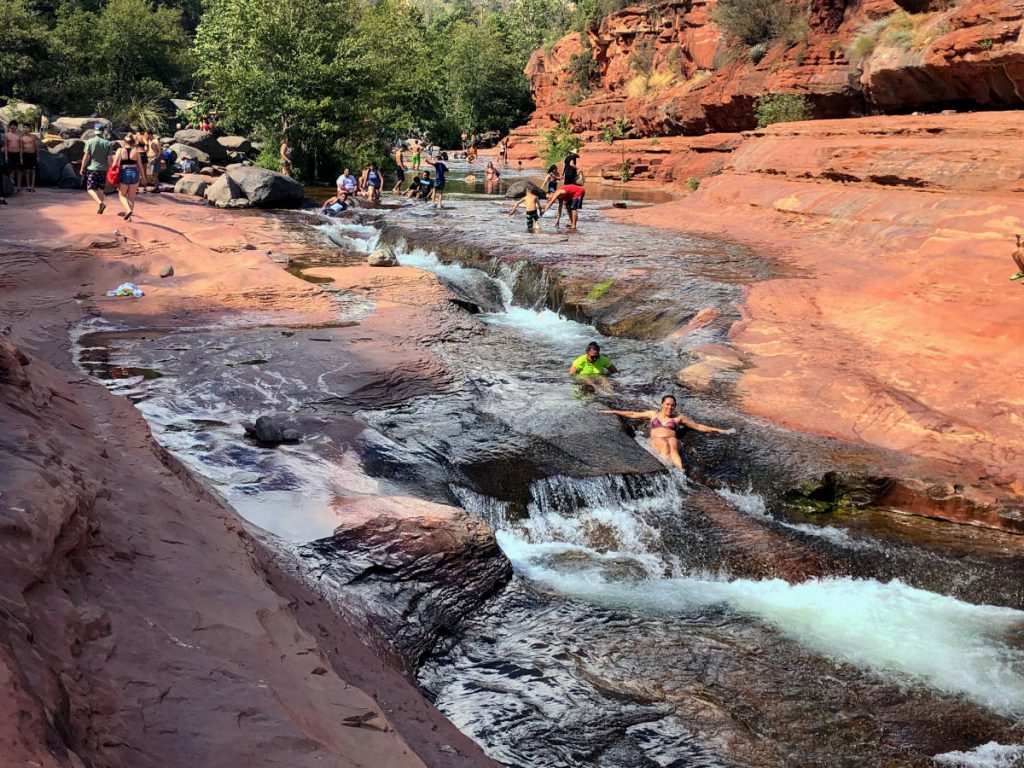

{"left": 601, "top": 394, "right": 734, "bottom": 471}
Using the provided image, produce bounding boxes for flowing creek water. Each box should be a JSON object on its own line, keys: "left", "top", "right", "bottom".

{"left": 76, "top": 167, "right": 1024, "bottom": 766}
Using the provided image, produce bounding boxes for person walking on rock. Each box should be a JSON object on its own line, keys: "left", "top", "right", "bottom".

{"left": 114, "top": 136, "right": 146, "bottom": 221}
{"left": 507, "top": 184, "right": 542, "bottom": 232}
{"left": 146, "top": 131, "right": 163, "bottom": 192}
{"left": 361, "top": 163, "right": 383, "bottom": 202}
{"left": 18, "top": 125, "right": 39, "bottom": 192}
{"left": 80, "top": 124, "right": 113, "bottom": 214}
{"left": 1011, "top": 234, "right": 1024, "bottom": 282}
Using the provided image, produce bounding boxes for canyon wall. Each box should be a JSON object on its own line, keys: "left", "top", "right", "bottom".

{"left": 514, "top": 0, "right": 1024, "bottom": 143}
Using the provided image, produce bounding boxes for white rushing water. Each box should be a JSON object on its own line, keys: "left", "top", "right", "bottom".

{"left": 932, "top": 742, "right": 1024, "bottom": 767}
{"left": 484, "top": 475, "right": 1024, "bottom": 717}
{"left": 716, "top": 486, "right": 869, "bottom": 549}
{"left": 395, "top": 243, "right": 596, "bottom": 345}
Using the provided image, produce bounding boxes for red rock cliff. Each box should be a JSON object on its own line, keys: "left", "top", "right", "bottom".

{"left": 516, "top": 0, "right": 1024, "bottom": 139}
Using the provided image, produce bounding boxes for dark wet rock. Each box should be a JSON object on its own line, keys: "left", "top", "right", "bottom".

{"left": 204, "top": 173, "right": 247, "bottom": 209}
{"left": 57, "top": 162, "right": 80, "bottom": 189}
{"left": 248, "top": 415, "right": 284, "bottom": 443}
{"left": 225, "top": 166, "right": 303, "bottom": 209}
{"left": 173, "top": 173, "right": 208, "bottom": 197}
{"left": 53, "top": 116, "right": 111, "bottom": 138}
{"left": 504, "top": 179, "right": 546, "bottom": 199}
{"left": 612, "top": 201, "right": 627, "bottom": 208}
{"left": 217, "top": 135, "right": 252, "bottom": 154}
{"left": 158, "top": 265, "right": 174, "bottom": 278}
{"left": 172, "top": 129, "right": 225, "bottom": 161}
{"left": 281, "top": 428, "right": 301, "bottom": 442}
{"left": 368, "top": 243, "right": 399, "bottom": 267}
{"left": 300, "top": 496, "right": 513, "bottom": 674}
{"left": 36, "top": 149, "right": 76, "bottom": 187}
{"left": 55, "top": 138, "right": 86, "bottom": 164}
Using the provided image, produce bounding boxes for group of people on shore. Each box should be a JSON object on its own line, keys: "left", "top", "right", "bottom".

{"left": 569, "top": 341, "right": 735, "bottom": 471}
{"left": 1, "top": 121, "right": 42, "bottom": 200}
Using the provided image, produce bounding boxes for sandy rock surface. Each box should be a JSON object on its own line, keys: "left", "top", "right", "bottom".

{"left": 0, "top": 190, "right": 499, "bottom": 768}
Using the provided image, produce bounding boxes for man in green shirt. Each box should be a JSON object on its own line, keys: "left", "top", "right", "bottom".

{"left": 569, "top": 341, "right": 619, "bottom": 377}
{"left": 80, "top": 124, "right": 113, "bottom": 214}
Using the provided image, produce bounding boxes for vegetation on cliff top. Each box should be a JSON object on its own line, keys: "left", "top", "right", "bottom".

{"left": 0, "top": 0, "right": 566, "bottom": 179}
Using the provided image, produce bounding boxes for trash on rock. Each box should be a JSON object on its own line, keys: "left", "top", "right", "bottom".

{"left": 106, "top": 282, "right": 144, "bottom": 298}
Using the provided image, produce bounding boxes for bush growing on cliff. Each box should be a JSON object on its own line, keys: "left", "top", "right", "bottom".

{"left": 754, "top": 92, "right": 812, "bottom": 127}
{"left": 567, "top": 46, "right": 599, "bottom": 104}
{"left": 539, "top": 114, "right": 582, "bottom": 166}
{"left": 711, "top": 0, "right": 805, "bottom": 47}
{"left": 628, "top": 40, "right": 656, "bottom": 77}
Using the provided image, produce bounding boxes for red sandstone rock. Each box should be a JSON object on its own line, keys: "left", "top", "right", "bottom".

{"left": 609, "top": 111, "right": 1024, "bottom": 530}
{"left": 509, "top": 0, "right": 1024, "bottom": 156}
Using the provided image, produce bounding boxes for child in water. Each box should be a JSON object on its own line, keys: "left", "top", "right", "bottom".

{"left": 507, "top": 186, "right": 542, "bottom": 232}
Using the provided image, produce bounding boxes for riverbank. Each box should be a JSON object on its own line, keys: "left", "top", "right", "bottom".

{"left": 0, "top": 190, "right": 497, "bottom": 767}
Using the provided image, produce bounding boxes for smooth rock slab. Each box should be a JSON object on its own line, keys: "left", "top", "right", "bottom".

{"left": 301, "top": 495, "right": 513, "bottom": 674}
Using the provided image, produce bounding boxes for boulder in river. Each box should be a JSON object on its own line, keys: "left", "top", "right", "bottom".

{"left": 504, "top": 179, "right": 547, "bottom": 199}
{"left": 216, "top": 135, "right": 252, "bottom": 154}
{"left": 173, "top": 173, "right": 209, "bottom": 197}
{"left": 368, "top": 243, "right": 399, "bottom": 267}
{"left": 300, "top": 495, "right": 513, "bottom": 674}
{"left": 172, "top": 129, "right": 225, "bottom": 161}
{"left": 204, "top": 173, "right": 248, "bottom": 208}
{"left": 52, "top": 116, "right": 111, "bottom": 138}
{"left": 245, "top": 416, "right": 301, "bottom": 445}
{"left": 223, "top": 166, "right": 303, "bottom": 208}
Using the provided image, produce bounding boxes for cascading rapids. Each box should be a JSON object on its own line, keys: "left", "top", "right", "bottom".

{"left": 458, "top": 473, "right": 1024, "bottom": 717}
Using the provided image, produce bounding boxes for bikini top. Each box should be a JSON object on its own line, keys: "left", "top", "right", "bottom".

{"left": 651, "top": 415, "right": 681, "bottom": 429}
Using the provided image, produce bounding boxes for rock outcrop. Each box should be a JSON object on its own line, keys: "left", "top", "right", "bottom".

{"left": 52, "top": 116, "right": 111, "bottom": 138}
{"left": 174, "top": 173, "right": 210, "bottom": 197}
{"left": 511, "top": 0, "right": 1024, "bottom": 146}
{"left": 173, "top": 128, "right": 226, "bottom": 162}
{"left": 299, "top": 496, "right": 513, "bottom": 675}
{"left": 225, "top": 166, "right": 304, "bottom": 207}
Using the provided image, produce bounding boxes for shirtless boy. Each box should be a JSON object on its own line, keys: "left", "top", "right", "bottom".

{"left": 508, "top": 185, "right": 542, "bottom": 232}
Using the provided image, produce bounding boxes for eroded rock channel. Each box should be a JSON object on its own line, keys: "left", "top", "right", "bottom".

{"left": 78, "top": 178, "right": 1024, "bottom": 767}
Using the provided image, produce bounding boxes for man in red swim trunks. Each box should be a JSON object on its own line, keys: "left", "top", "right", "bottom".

{"left": 541, "top": 183, "right": 586, "bottom": 230}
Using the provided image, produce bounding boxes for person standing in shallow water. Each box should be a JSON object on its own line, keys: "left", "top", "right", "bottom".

{"left": 425, "top": 156, "right": 448, "bottom": 208}
{"left": 279, "top": 136, "right": 294, "bottom": 176}
{"left": 507, "top": 184, "right": 541, "bottom": 232}
{"left": 601, "top": 395, "right": 734, "bottom": 471}
{"left": 391, "top": 144, "right": 406, "bottom": 193}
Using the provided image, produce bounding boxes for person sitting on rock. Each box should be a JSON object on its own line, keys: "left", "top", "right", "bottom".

{"left": 336, "top": 168, "right": 359, "bottom": 203}
{"left": 601, "top": 394, "right": 734, "bottom": 471}
{"left": 320, "top": 194, "right": 347, "bottom": 216}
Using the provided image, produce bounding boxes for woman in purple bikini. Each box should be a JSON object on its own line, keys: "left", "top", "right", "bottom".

{"left": 602, "top": 395, "right": 734, "bottom": 470}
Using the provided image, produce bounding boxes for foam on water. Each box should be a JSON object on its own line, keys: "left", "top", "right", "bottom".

{"left": 501, "top": 530, "right": 1024, "bottom": 715}
{"left": 932, "top": 742, "right": 1024, "bottom": 767}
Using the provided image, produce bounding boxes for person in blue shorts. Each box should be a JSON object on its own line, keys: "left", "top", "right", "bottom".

{"left": 426, "top": 156, "right": 448, "bottom": 209}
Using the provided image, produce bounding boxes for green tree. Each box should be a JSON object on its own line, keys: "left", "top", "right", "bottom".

{"left": 0, "top": 0, "right": 50, "bottom": 99}
{"left": 433, "top": 16, "right": 533, "bottom": 141}
{"left": 41, "top": 0, "right": 190, "bottom": 114}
